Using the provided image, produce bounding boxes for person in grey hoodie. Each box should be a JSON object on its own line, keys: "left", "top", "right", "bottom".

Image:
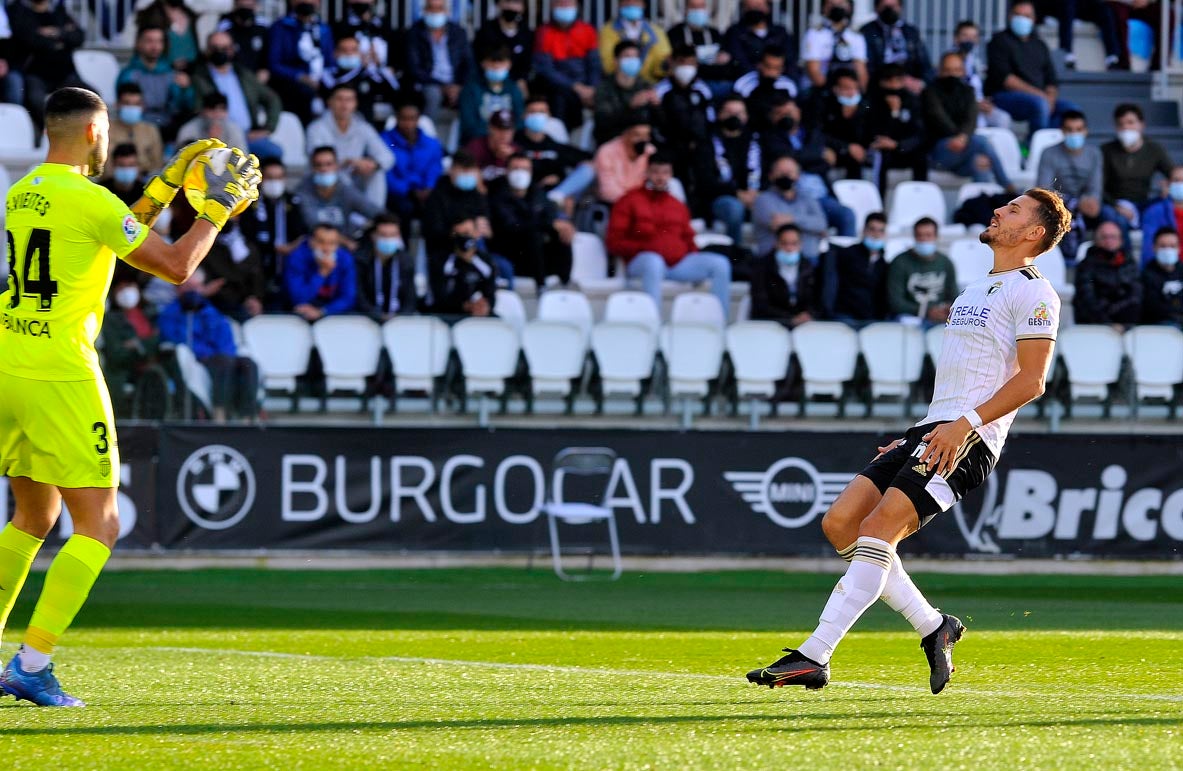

{"left": 305, "top": 82, "right": 395, "bottom": 208}
{"left": 298, "top": 145, "right": 384, "bottom": 250}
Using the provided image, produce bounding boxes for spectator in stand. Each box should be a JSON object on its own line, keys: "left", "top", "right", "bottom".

{"left": 331, "top": 0, "right": 393, "bottom": 73}
{"left": 101, "top": 144, "right": 146, "bottom": 206}
{"left": 606, "top": 154, "right": 732, "bottom": 319}
{"left": 1141, "top": 166, "right": 1183, "bottom": 267}
{"left": 822, "top": 211, "right": 890, "bottom": 326}
{"left": 489, "top": 153, "right": 575, "bottom": 288}
{"left": 321, "top": 34, "right": 401, "bottom": 129}
{"left": 820, "top": 68, "right": 873, "bottom": 180}
{"left": 887, "top": 216, "right": 958, "bottom": 326}
{"left": 750, "top": 223, "right": 819, "bottom": 329}
{"left": 1074, "top": 221, "right": 1142, "bottom": 329}
{"left": 298, "top": 146, "right": 384, "bottom": 250}
{"left": 860, "top": 0, "right": 933, "bottom": 92}
{"left": 1035, "top": 0, "right": 1121, "bottom": 71}
{"left": 986, "top": 0, "right": 1078, "bottom": 133}
{"left": 8, "top": 0, "right": 88, "bottom": 138}
{"left": 951, "top": 20, "right": 1012, "bottom": 130}
{"left": 407, "top": 0, "right": 475, "bottom": 125}
{"left": 594, "top": 113, "right": 655, "bottom": 204}
{"left": 135, "top": 0, "right": 199, "bottom": 69}
{"left": 307, "top": 83, "right": 395, "bottom": 208}
{"left": 159, "top": 267, "right": 258, "bottom": 422}
{"left": 1038, "top": 110, "right": 1127, "bottom": 255}
{"left": 474, "top": 0, "right": 534, "bottom": 97}
{"left": 354, "top": 213, "right": 416, "bottom": 320}
{"left": 177, "top": 92, "right": 249, "bottom": 154}
{"left": 926, "top": 51, "right": 1011, "bottom": 187}
{"left": 199, "top": 222, "right": 268, "bottom": 320}
{"left": 1108, "top": 0, "right": 1164, "bottom": 72}
{"left": 710, "top": 96, "right": 762, "bottom": 247}
{"left": 285, "top": 223, "right": 358, "bottom": 320}
{"left": 0, "top": 4, "right": 22, "bottom": 107}
{"left": 802, "top": 0, "right": 868, "bottom": 91}
{"left": 193, "top": 30, "right": 284, "bottom": 160}
{"left": 240, "top": 158, "right": 307, "bottom": 307}
{"left": 593, "top": 40, "right": 658, "bottom": 145}
{"left": 516, "top": 95, "right": 595, "bottom": 212}
{"left": 534, "top": 0, "right": 600, "bottom": 130}
{"left": 108, "top": 84, "right": 165, "bottom": 177}
{"left": 423, "top": 151, "right": 514, "bottom": 291}
{"left": 732, "top": 47, "right": 798, "bottom": 134}
{"left": 459, "top": 46, "right": 525, "bottom": 145}
{"left": 752, "top": 155, "right": 828, "bottom": 262}
{"left": 1142, "top": 227, "right": 1183, "bottom": 327}
{"left": 599, "top": 0, "right": 671, "bottom": 85}
{"left": 654, "top": 45, "right": 717, "bottom": 220}
{"left": 434, "top": 216, "right": 498, "bottom": 317}
{"left": 723, "top": 0, "right": 798, "bottom": 80}
{"left": 117, "top": 25, "right": 195, "bottom": 135}
{"left": 1102, "top": 103, "right": 1174, "bottom": 227}
{"left": 268, "top": 0, "right": 334, "bottom": 123}
{"left": 463, "top": 109, "right": 521, "bottom": 183}
{"left": 666, "top": 0, "right": 733, "bottom": 98}
{"left": 217, "top": 0, "right": 270, "bottom": 80}
{"left": 101, "top": 278, "right": 160, "bottom": 418}
{"left": 381, "top": 97, "right": 444, "bottom": 223}
{"left": 868, "top": 63, "right": 927, "bottom": 193}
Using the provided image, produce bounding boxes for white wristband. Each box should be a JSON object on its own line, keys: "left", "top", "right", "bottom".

{"left": 962, "top": 410, "right": 984, "bottom": 429}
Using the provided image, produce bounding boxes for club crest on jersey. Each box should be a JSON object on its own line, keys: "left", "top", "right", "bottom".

{"left": 987, "top": 281, "right": 1003, "bottom": 296}
{"left": 122, "top": 214, "right": 141, "bottom": 244}
{"left": 1029, "top": 301, "right": 1052, "bottom": 326}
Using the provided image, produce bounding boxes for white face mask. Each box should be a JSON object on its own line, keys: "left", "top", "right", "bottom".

{"left": 673, "top": 64, "right": 698, "bottom": 84}
{"left": 507, "top": 169, "right": 532, "bottom": 190}
{"left": 262, "top": 179, "right": 286, "bottom": 199}
{"left": 115, "top": 285, "right": 140, "bottom": 310}
{"left": 1117, "top": 128, "right": 1142, "bottom": 148}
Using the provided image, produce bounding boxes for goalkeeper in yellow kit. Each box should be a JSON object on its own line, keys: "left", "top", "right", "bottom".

{"left": 0, "top": 87, "right": 260, "bottom": 706}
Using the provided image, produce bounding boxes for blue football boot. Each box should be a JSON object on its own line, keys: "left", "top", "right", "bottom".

{"left": 0, "top": 652, "right": 85, "bottom": 707}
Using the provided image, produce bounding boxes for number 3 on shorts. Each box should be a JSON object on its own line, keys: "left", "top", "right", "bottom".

{"left": 92, "top": 421, "right": 109, "bottom": 454}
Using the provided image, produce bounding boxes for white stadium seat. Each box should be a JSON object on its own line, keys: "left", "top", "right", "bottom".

{"left": 859, "top": 322, "right": 926, "bottom": 413}
{"left": 887, "top": 181, "right": 964, "bottom": 237}
{"left": 949, "top": 238, "right": 995, "bottom": 288}
{"left": 1124, "top": 326, "right": 1183, "bottom": 408}
{"left": 571, "top": 232, "right": 624, "bottom": 293}
{"left": 273, "top": 111, "right": 307, "bottom": 170}
{"left": 494, "top": 289, "right": 528, "bottom": 338}
{"left": 832, "top": 179, "right": 883, "bottom": 232}
{"left": 735, "top": 294, "right": 752, "bottom": 322}
{"left": 543, "top": 116, "right": 570, "bottom": 144}
{"left": 522, "top": 320, "right": 587, "bottom": 405}
{"left": 975, "top": 127, "right": 1027, "bottom": 187}
{"left": 174, "top": 343, "right": 213, "bottom": 417}
{"left": 925, "top": 324, "right": 945, "bottom": 363}
{"left": 312, "top": 315, "right": 382, "bottom": 398}
{"left": 662, "top": 323, "right": 724, "bottom": 425}
{"left": 452, "top": 317, "right": 521, "bottom": 423}
{"left": 591, "top": 322, "right": 657, "bottom": 409}
{"left": 726, "top": 321, "right": 791, "bottom": 426}
{"left": 955, "top": 181, "right": 1004, "bottom": 209}
{"left": 603, "top": 291, "right": 661, "bottom": 341}
{"left": 670, "top": 291, "right": 725, "bottom": 329}
{"left": 1057, "top": 325, "right": 1125, "bottom": 412}
{"left": 382, "top": 316, "right": 451, "bottom": 410}
{"left": 0, "top": 104, "right": 42, "bottom": 165}
{"left": 242, "top": 314, "right": 313, "bottom": 397}
{"left": 792, "top": 321, "right": 859, "bottom": 414}
{"left": 1026, "top": 128, "right": 1064, "bottom": 178}
{"left": 74, "top": 50, "right": 120, "bottom": 105}
{"left": 537, "top": 289, "right": 594, "bottom": 346}
{"left": 885, "top": 236, "right": 911, "bottom": 263}
{"left": 1033, "top": 247, "right": 1074, "bottom": 301}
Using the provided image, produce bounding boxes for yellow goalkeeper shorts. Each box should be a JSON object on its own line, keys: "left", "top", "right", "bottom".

{"left": 0, "top": 370, "right": 120, "bottom": 489}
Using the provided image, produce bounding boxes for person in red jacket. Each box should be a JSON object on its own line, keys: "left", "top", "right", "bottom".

{"left": 533, "top": 0, "right": 601, "bottom": 129}
{"left": 606, "top": 153, "right": 732, "bottom": 319}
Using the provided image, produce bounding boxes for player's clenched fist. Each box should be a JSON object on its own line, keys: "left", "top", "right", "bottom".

{"left": 192, "top": 148, "right": 262, "bottom": 230}
{"left": 144, "top": 138, "right": 227, "bottom": 208}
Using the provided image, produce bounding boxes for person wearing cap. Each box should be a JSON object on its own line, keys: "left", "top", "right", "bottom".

{"left": 458, "top": 45, "right": 525, "bottom": 145}
{"left": 463, "top": 108, "right": 522, "bottom": 183}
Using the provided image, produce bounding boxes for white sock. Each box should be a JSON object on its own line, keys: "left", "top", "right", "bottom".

{"left": 799, "top": 536, "right": 894, "bottom": 664}
{"left": 17, "top": 644, "right": 51, "bottom": 673}
{"left": 880, "top": 555, "right": 945, "bottom": 638}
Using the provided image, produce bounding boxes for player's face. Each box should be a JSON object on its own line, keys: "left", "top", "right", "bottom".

{"left": 980, "top": 196, "right": 1038, "bottom": 248}
{"left": 88, "top": 111, "right": 111, "bottom": 177}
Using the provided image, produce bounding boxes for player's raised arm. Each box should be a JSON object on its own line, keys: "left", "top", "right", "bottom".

{"left": 129, "top": 138, "right": 226, "bottom": 228}
{"left": 123, "top": 147, "right": 262, "bottom": 284}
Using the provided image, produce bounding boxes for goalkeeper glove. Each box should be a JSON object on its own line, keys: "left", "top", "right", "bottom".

{"left": 194, "top": 148, "right": 263, "bottom": 230}
{"left": 143, "top": 138, "right": 227, "bottom": 208}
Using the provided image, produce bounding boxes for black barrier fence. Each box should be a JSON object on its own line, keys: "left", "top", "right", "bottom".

{"left": 3, "top": 425, "right": 1182, "bottom": 559}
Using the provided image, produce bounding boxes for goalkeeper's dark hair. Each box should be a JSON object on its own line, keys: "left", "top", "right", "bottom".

{"left": 1024, "top": 187, "right": 1073, "bottom": 254}
{"left": 45, "top": 87, "right": 107, "bottom": 140}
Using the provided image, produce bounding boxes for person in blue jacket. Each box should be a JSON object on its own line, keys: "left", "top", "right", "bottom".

{"left": 1139, "top": 165, "right": 1183, "bottom": 267}
{"left": 381, "top": 98, "right": 445, "bottom": 222}
{"left": 268, "top": 0, "right": 335, "bottom": 122}
{"left": 286, "top": 223, "right": 359, "bottom": 320}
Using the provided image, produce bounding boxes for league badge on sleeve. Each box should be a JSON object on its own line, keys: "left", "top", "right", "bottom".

{"left": 122, "top": 214, "right": 142, "bottom": 244}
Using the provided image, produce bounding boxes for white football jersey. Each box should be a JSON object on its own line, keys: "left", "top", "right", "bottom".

{"left": 919, "top": 264, "right": 1061, "bottom": 457}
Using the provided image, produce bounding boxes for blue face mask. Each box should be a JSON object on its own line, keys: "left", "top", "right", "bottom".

{"left": 118, "top": 105, "right": 143, "bottom": 124}
{"left": 836, "top": 93, "right": 861, "bottom": 107}
{"left": 484, "top": 66, "right": 509, "bottom": 83}
{"left": 454, "top": 172, "right": 479, "bottom": 191}
{"left": 313, "top": 171, "right": 338, "bottom": 188}
{"left": 619, "top": 56, "right": 643, "bottom": 78}
{"left": 1010, "top": 15, "right": 1034, "bottom": 37}
{"left": 1170, "top": 182, "right": 1183, "bottom": 202}
{"left": 620, "top": 5, "right": 643, "bottom": 21}
{"left": 424, "top": 12, "right": 448, "bottom": 29}
{"left": 914, "top": 241, "right": 937, "bottom": 257}
{"left": 376, "top": 237, "right": 404, "bottom": 255}
{"left": 523, "top": 113, "right": 549, "bottom": 133}
{"left": 112, "top": 167, "right": 139, "bottom": 186}
{"left": 686, "top": 9, "right": 710, "bottom": 27}
{"left": 775, "top": 249, "right": 801, "bottom": 266}
{"left": 1063, "top": 132, "right": 1086, "bottom": 151}
{"left": 1156, "top": 248, "right": 1180, "bottom": 268}
{"left": 864, "top": 237, "right": 886, "bottom": 251}
{"left": 337, "top": 55, "right": 362, "bottom": 70}
{"left": 553, "top": 6, "right": 578, "bottom": 24}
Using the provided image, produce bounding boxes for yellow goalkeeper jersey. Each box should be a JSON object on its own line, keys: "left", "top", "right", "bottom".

{"left": 1, "top": 163, "right": 149, "bottom": 381}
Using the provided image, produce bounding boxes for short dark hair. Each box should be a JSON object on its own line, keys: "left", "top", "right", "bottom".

{"left": 1153, "top": 226, "right": 1178, "bottom": 244}
{"left": 775, "top": 222, "right": 801, "bottom": 239}
{"left": 648, "top": 151, "right": 674, "bottom": 168}
{"left": 913, "top": 216, "right": 938, "bottom": 234}
{"left": 1024, "top": 187, "right": 1073, "bottom": 254}
{"left": 395, "top": 91, "right": 425, "bottom": 112}
{"left": 621, "top": 110, "right": 651, "bottom": 131}
{"left": 954, "top": 19, "right": 977, "bottom": 34}
{"left": 371, "top": 211, "right": 401, "bottom": 229}
{"left": 136, "top": 24, "right": 166, "bottom": 39}
{"left": 201, "top": 92, "right": 228, "bottom": 110}
{"left": 116, "top": 82, "right": 143, "bottom": 99}
{"left": 877, "top": 63, "right": 906, "bottom": 81}
{"left": 311, "top": 222, "right": 340, "bottom": 236}
{"left": 480, "top": 45, "right": 511, "bottom": 62}
{"left": 613, "top": 40, "right": 641, "bottom": 58}
{"left": 831, "top": 67, "right": 859, "bottom": 86}
{"left": 939, "top": 50, "right": 965, "bottom": 68}
{"left": 451, "top": 215, "right": 475, "bottom": 230}
{"left": 507, "top": 152, "right": 531, "bottom": 166}
{"left": 327, "top": 82, "right": 358, "bottom": 98}
{"left": 759, "top": 47, "right": 786, "bottom": 62}
{"left": 261, "top": 157, "right": 286, "bottom": 173}
{"left": 1010, "top": 0, "right": 1034, "bottom": 10}
{"left": 525, "top": 93, "right": 550, "bottom": 109}
{"left": 1060, "top": 109, "right": 1086, "bottom": 126}
{"left": 720, "top": 95, "right": 747, "bottom": 111}
{"left": 310, "top": 145, "right": 338, "bottom": 160}
{"left": 865, "top": 211, "right": 887, "bottom": 228}
{"left": 1114, "top": 102, "right": 1144, "bottom": 122}
{"left": 451, "top": 149, "right": 478, "bottom": 169}
{"left": 112, "top": 142, "right": 138, "bottom": 160}
{"left": 45, "top": 87, "right": 106, "bottom": 139}
{"left": 671, "top": 43, "right": 697, "bottom": 61}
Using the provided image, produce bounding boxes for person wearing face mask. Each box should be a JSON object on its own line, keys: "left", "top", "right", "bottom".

{"left": 593, "top": 115, "right": 656, "bottom": 205}
{"left": 380, "top": 97, "right": 445, "bottom": 222}
{"left": 306, "top": 83, "right": 395, "bottom": 208}
{"left": 1141, "top": 166, "right": 1183, "bottom": 267}
{"left": 733, "top": 48, "right": 798, "bottom": 135}
{"left": 593, "top": 40, "right": 659, "bottom": 145}
{"left": 752, "top": 155, "right": 828, "bottom": 261}
{"left": 107, "top": 83, "right": 165, "bottom": 178}
{"left": 820, "top": 68, "right": 873, "bottom": 181}
{"left": 116, "top": 25, "right": 195, "bottom": 135}
{"left": 514, "top": 95, "right": 594, "bottom": 212}
{"left": 534, "top": 0, "right": 601, "bottom": 130}
{"left": 475, "top": 0, "right": 535, "bottom": 95}
{"left": 298, "top": 146, "right": 384, "bottom": 251}
{"left": 926, "top": 51, "right": 1012, "bottom": 189}
{"left": 133, "top": 0, "right": 198, "bottom": 70}
{"left": 285, "top": 223, "right": 358, "bottom": 320}
{"left": 859, "top": 0, "right": 933, "bottom": 93}
{"left": 985, "top": 0, "right": 1080, "bottom": 133}
{"left": 1142, "top": 227, "right": 1183, "bottom": 327}
{"left": 821, "top": 211, "right": 890, "bottom": 326}
{"left": 666, "top": 0, "right": 734, "bottom": 98}
{"left": 192, "top": 31, "right": 284, "bottom": 161}
{"left": 331, "top": 0, "right": 393, "bottom": 72}
{"left": 751, "top": 223, "right": 820, "bottom": 329}
{"left": 406, "top": 0, "right": 476, "bottom": 125}
{"left": 423, "top": 150, "right": 497, "bottom": 282}
{"left": 354, "top": 213, "right": 417, "bottom": 320}
{"left": 868, "top": 63, "right": 927, "bottom": 195}
{"left": 654, "top": 45, "right": 718, "bottom": 221}
{"left": 100, "top": 277, "right": 161, "bottom": 418}
{"left": 722, "top": 0, "right": 798, "bottom": 81}
{"left": 458, "top": 46, "right": 525, "bottom": 145}
{"left": 101, "top": 144, "right": 147, "bottom": 207}
{"left": 1102, "top": 103, "right": 1174, "bottom": 230}
{"left": 240, "top": 158, "right": 308, "bottom": 305}
{"left": 710, "top": 96, "right": 762, "bottom": 247}
{"left": 321, "top": 34, "right": 401, "bottom": 128}
{"left": 950, "top": 20, "right": 1012, "bottom": 131}
{"left": 177, "top": 92, "right": 250, "bottom": 155}
{"left": 489, "top": 154, "right": 575, "bottom": 287}
{"left": 267, "top": 0, "right": 334, "bottom": 123}
{"left": 434, "top": 217, "right": 498, "bottom": 317}
{"left": 599, "top": 0, "right": 671, "bottom": 85}
{"left": 216, "top": 0, "right": 270, "bottom": 79}
{"left": 887, "top": 217, "right": 958, "bottom": 327}
{"left": 1073, "top": 221, "right": 1142, "bottom": 330}
{"left": 802, "top": 0, "right": 868, "bottom": 91}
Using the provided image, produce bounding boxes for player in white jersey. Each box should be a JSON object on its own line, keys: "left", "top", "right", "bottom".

{"left": 747, "top": 189, "right": 1071, "bottom": 694}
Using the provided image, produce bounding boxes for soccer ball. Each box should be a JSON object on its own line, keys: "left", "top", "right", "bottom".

{"left": 182, "top": 146, "right": 254, "bottom": 217}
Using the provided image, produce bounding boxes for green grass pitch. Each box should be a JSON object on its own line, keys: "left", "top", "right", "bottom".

{"left": 1, "top": 568, "right": 1180, "bottom": 769}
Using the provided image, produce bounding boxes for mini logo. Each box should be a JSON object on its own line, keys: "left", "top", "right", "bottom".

{"left": 98, "top": 458, "right": 111, "bottom": 477}
{"left": 725, "top": 458, "right": 854, "bottom": 528}
{"left": 122, "top": 214, "right": 141, "bottom": 244}
{"left": 987, "top": 281, "right": 1003, "bottom": 296}
{"left": 176, "top": 445, "right": 255, "bottom": 530}
{"left": 912, "top": 463, "right": 928, "bottom": 475}
{"left": 1029, "top": 301, "right": 1052, "bottom": 325}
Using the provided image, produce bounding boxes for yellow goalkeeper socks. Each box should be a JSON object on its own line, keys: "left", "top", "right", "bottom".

{"left": 0, "top": 524, "right": 44, "bottom": 645}
{"left": 24, "top": 535, "right": 111, "bottom": 658}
